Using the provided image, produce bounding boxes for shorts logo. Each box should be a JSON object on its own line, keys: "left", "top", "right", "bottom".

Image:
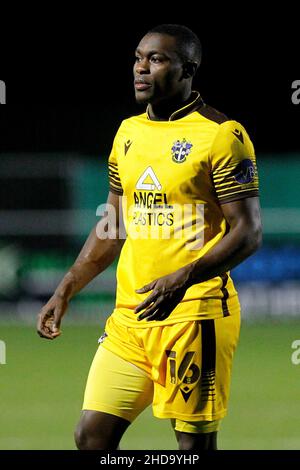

{"left": 171, "top": 139, "right": 193, "bottom": 163}
{"left": 98, "top": 332, "right": 108, "bottom": 344}
{"left": 233, "top": 158, "right": 256, "bottom": 184}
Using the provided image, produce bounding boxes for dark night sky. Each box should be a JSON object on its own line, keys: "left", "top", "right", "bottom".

{"left": 1, "top": 17, "right": 299, "bottom": 156}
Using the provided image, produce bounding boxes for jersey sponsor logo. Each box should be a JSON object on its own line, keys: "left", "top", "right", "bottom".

{"left": 133, "top": 168, "right": 174, "bottom": 228}
{"left": 136, "top": 166, "right": 162, "bottom": 191}
{"left": 124, "top": 139, "right": 133, "bottom": 155}
{"left": 232, "top": 128, "right": 244, "bottom": 144}
{"left": 233, "top": 158, "right": 256, "bottom": 184}
{"left": 171, "top": 138, "right": 193, "bottom": 163}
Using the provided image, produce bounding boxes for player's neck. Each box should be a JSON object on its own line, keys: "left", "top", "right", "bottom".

{"left": 147, "top": 90, "right": 194, "bottom": 121}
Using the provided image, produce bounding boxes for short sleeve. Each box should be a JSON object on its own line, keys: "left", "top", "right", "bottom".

{"left": 210, "top": 120, "right": 259, "bottom": 204}
{"left": 108, "top": 137, "right": 123, "bottom": 195}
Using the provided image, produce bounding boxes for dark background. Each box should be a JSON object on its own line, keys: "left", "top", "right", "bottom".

{"left": 0, "top": 18, "right": 299, "bottom": 155}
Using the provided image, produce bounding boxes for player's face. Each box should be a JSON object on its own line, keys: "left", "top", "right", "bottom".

{"left": 133, "top": 33, "right": 185, "bottom": 105}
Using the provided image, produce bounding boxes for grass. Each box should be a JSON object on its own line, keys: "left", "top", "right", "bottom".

{"left": 0, "top": 320, "right": 299, "bottom": 450}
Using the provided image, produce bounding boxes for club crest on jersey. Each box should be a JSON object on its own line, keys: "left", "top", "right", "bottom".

{"left": 171, "top": 139, "right": 193, "bottom": 163}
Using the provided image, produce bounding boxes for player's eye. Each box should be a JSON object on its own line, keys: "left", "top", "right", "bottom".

{"left": 150, "top": 56, "right": 162, "bottom": 63}
{"left": 135, "top": 56, "right": 142, "bottom": 63}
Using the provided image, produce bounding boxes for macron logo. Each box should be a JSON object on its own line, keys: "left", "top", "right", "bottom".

{"left": 136, "top": 166, "right": 162, "bottom": 191}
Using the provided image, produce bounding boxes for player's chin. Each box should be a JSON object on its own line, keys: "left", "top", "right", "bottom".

{"left": 134, "top": 90, "right": 152, "bottom": 105}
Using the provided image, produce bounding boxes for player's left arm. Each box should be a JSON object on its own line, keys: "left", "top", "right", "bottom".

{"left": 135, "top": 196, "right": 262, "bottom": 321}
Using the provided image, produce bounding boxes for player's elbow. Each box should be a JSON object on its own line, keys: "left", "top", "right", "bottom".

{"left": 244, "top": 221, "right": 263, "bottom": 255}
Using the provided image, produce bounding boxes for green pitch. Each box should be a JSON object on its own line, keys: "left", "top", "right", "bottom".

{"left": 0, "top": 320, "right": 299, "bottom": 450}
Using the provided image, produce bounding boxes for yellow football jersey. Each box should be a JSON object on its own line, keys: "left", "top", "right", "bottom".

{"left": 107, "top": 93, "right": 259, "bottom": 327}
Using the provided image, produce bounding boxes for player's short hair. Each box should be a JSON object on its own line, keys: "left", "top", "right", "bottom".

{"left": 147, "top": 24, "right": 202, "bottom": 68}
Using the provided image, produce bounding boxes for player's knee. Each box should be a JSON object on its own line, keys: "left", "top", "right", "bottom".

{"left": 74, "top": 421, "right": 110, "bottom": 450}
{"left": 177, "top": 432, "right": 198, "bottom": 450}
{"left": 74, "top": 422, "right": 90, "bottom": 450}
{"left": 176, "top": 431, "right": 217, "bottom": 450}
{"left": 74, "top": 411, "right": 128, "bottom": 450}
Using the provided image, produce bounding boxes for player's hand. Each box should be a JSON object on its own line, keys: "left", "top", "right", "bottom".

{"left": 134, "top": 268, "right": 190, "bottom": 322}
{"left": 37, "top": 294, "right": 69, "bottom": 340}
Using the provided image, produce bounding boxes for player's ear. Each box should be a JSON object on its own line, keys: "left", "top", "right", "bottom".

{"left": 182, "top": 61, "right": 198, "bottom": 79}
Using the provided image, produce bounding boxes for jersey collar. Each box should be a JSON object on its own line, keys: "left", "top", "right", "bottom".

{"left": 146, "top": 91, "right": 204, "bottom": 121}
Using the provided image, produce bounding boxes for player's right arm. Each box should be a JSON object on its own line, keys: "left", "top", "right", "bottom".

{"left": 37, "top": 191, "right": 124, "bottom": 340}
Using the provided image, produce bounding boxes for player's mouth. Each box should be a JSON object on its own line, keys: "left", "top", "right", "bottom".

{"left": 134, "top": 79, "right": 152, "bottom": 91}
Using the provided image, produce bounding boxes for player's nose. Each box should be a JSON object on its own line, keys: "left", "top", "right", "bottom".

{"left": 135, "top": 58, "right": 150, "bottom": 75}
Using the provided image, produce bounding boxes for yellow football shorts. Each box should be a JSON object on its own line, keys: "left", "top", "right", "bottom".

{"left": 82, "top": 312, "right": 240, "bottom": 433}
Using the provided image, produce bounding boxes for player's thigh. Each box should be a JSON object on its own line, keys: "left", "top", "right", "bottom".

{"left": 81, "top": 345, "right": 154, "bottom": 425}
